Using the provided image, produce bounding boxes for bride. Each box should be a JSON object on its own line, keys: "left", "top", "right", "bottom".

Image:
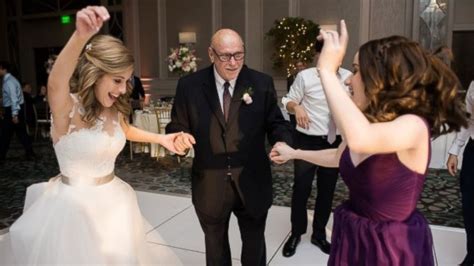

{"left": 7, "top": 5, "right": 194, "bottom": 265}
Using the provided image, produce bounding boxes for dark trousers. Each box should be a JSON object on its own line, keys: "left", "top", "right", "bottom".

{"left": 460, "top": 139, "right": 474, "bottom": 264}
{"left": 195, "top": 178, "right": 267, "bottom": 266}
{"left": 0, "top": 105, "right": 34, "bottom": 160}
{"left": 291, "top": 131, "right": 341, "bottom": 239}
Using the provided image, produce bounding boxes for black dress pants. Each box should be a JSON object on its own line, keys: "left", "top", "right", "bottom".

{"left": 195, "top": 178, "right": 267, "bottom": 266}
{"left": 290, "top": 131, "right": 341, "bottom": 240}
{"left": 460, "top": 139, "right": 474, "bottom": 264}
{"left": 0, "top": 105, "right": 34, "bottom": 160}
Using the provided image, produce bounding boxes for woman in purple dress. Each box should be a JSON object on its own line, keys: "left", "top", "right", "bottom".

{"left": 270, "top": 21, "right": 467, "bottom": 265}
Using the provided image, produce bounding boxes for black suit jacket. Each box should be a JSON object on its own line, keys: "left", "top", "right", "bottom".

{"left": 167, "top": 65, "right": 292, "bottom": 218}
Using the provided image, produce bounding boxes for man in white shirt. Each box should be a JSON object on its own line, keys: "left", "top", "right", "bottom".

{"left": 280, "top": 42, "right": 352, "bottom": 257}
{"left": 447, "top": 80, "right": 474, "bottom": 266}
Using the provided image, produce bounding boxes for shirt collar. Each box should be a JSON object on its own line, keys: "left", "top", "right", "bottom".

{"left": 213, "top": 65, "right": 237, "bottom": 89}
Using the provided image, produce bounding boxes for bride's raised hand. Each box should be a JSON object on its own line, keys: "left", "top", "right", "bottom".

{"left": 76, "top": 6, "right": 110, "bottom": 39}
{"left": 316, "top": 20, "right": 349, "bottom": 74}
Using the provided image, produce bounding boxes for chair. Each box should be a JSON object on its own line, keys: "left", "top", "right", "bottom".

{"left": 155, "top": 106, "right": 185, "bottom": 178}
{"left": 33, "top": 101, "right": 51, "bottom": 141}
{"left": 154, "top": 107, "right": 172, "bottom": 158}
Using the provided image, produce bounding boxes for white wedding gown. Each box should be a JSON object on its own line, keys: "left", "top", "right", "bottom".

{"left": 7, "top": 94, "right": 155, "bottom": 265}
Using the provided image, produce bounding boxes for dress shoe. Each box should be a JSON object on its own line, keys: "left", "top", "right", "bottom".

{"left": 282, "top": 234, "right": 301, "bottom": 257}
{"left": 311, "top": 236, "right": 331, "bottom": 254}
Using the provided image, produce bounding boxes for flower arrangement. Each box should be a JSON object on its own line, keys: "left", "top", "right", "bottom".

{"left": 167, "top": 46, "right": 199, "bottom": 76}
{"left": 266, "top": 17, "right": 319, "bottom": 77}
{"left": 44, "top": 54, "right": 58, "bottom": 74}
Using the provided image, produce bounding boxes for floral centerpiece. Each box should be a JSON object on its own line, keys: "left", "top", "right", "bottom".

{"left": 167, "top": 46, "right": 199, "bottom": 76}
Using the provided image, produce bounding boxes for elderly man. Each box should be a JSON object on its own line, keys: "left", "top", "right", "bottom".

{"left": 166, "top": 29, "right": 292, "bottom": 265}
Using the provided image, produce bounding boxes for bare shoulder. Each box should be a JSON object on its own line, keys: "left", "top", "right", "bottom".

{"left": 394, "top": 114, "right": 429, "bottom": 133}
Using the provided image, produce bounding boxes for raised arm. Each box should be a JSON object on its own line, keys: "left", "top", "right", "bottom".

{"left": 316, "top": 20, "right": 427, "bottom": 155}
{"left": 47, "top": 6, "right": 109, "bottom": 133}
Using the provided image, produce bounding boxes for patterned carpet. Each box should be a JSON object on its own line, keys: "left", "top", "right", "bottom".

{"left": 0, "top": 137, "right": 464, "bottom": 230}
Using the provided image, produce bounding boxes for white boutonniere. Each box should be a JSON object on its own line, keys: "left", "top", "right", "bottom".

{"left": 242, "top": 87, "right": 253, "bottom": 105}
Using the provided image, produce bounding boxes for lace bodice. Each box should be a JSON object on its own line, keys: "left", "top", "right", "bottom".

{"left": 51, "top": 94, "right": 126, "bottom": 179}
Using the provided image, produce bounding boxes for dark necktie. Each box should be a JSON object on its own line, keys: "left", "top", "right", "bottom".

{"left": 223, "top": 81, "right": 231, "bottom": 122}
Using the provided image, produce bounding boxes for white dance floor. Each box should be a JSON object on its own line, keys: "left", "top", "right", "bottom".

{"left": 0, "top": 191, "right": 467, "bottom": 265}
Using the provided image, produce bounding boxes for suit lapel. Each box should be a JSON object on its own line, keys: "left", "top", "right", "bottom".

{"left": 201, "top": 67, "right": 226, "bottom": 129}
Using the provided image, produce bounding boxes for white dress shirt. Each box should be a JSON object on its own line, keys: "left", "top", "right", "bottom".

{"left": 214, "top": 66, "right": 236, "bottom": 112}
{"left": 282, "top": 67, "right": 352, "bottom": 136}
{"left": 449, "top": 80, "right": 474, "bottom": 156}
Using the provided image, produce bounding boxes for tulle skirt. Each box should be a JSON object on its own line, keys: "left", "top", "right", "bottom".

{"left": 8, "top": 175, "right": 154, "bottom": 265}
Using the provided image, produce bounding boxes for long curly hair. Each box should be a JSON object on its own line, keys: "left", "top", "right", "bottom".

{"left": 358, "top": 35, "right": 467, "bottom": 137}
{"left": 70, "top": 34, "right": 134, "bottom": 125}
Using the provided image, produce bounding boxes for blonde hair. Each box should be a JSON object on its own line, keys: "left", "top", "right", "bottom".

{"left": 70, "top": 34, "right": 134, "bottom": 125}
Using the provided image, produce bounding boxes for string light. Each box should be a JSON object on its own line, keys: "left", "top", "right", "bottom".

{"left": 267, "top": 17, "right": 319, "bottom": 77}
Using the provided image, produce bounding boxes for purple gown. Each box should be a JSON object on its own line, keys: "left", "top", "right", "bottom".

{"left": 328, "top": 146, "right": 435, "bottom": 265}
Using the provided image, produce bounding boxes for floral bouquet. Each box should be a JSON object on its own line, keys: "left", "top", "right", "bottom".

{"left": 167, "top": 46, "right": 199, "bottom": 76}
{"left": 44, "top": 54, "right": 58, "bottom": 74}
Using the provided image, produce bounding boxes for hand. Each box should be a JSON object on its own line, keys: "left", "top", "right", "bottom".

{"left": 446, "top": 154, "right": 458, "bottom": 176}
{"left": 316, "top": 20, "right": 348, "bottom": 74}
{"left": 12, "top": 116, "right": 19, "bottom": 124}
{"left": 173, "top": 132, "right": 196, "bottom": 155}
{"left": 294, "top": 105, "right": 310, "bottom": 129}
{"left": 75, "top": 6, "right": 110, "bottom": 39}
{"left": 269, "top": 142, "right": 296, "bottom": 164}
{"left": 158, "top": 132, "right": 194, "bottom": 155}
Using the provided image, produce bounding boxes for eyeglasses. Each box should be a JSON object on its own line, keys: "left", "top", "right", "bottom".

{"left": 211, "top": 47, "right": 245, "bottom": 62}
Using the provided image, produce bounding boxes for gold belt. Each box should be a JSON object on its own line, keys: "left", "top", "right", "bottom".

{"left": 57, "top": 172, "right": 115, "bottom": 186}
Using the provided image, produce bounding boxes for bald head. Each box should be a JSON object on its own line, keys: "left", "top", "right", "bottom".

{"left": 210, "top": 29, "right": 244, "bottom": 49}
{"left": 208, "top": 28, "right": 245, "bottom": 81}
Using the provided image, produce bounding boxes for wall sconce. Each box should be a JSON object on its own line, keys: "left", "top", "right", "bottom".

{"left": 319, "top": 24, "right": 338, "bottom": 31}
{"left": 179, "top": 32, "right": 196, "bottom": 44}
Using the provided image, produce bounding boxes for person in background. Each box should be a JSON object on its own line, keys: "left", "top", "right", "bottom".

{"left": 21, "top": 83, "right": 36, "bottom": 134}
{"left": 287, "top": 59, "right": 307, "bottom": 92}
{"left": 280, "top": 40, "right": 352, "bottom": 257}
{"left": 286, "top": 59, "right": 308, "bottom": 129}
{"left": 447, "top": 80, "right": 474, "bottom": 266}
{"left": 0, "top": 61, "right": 35, "bottom": 162}
{"left": 130, "top": 74, "right": 145, "bottom": 110}
{"left": 35, "top": 85, "right": 47, "bottom": 103}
